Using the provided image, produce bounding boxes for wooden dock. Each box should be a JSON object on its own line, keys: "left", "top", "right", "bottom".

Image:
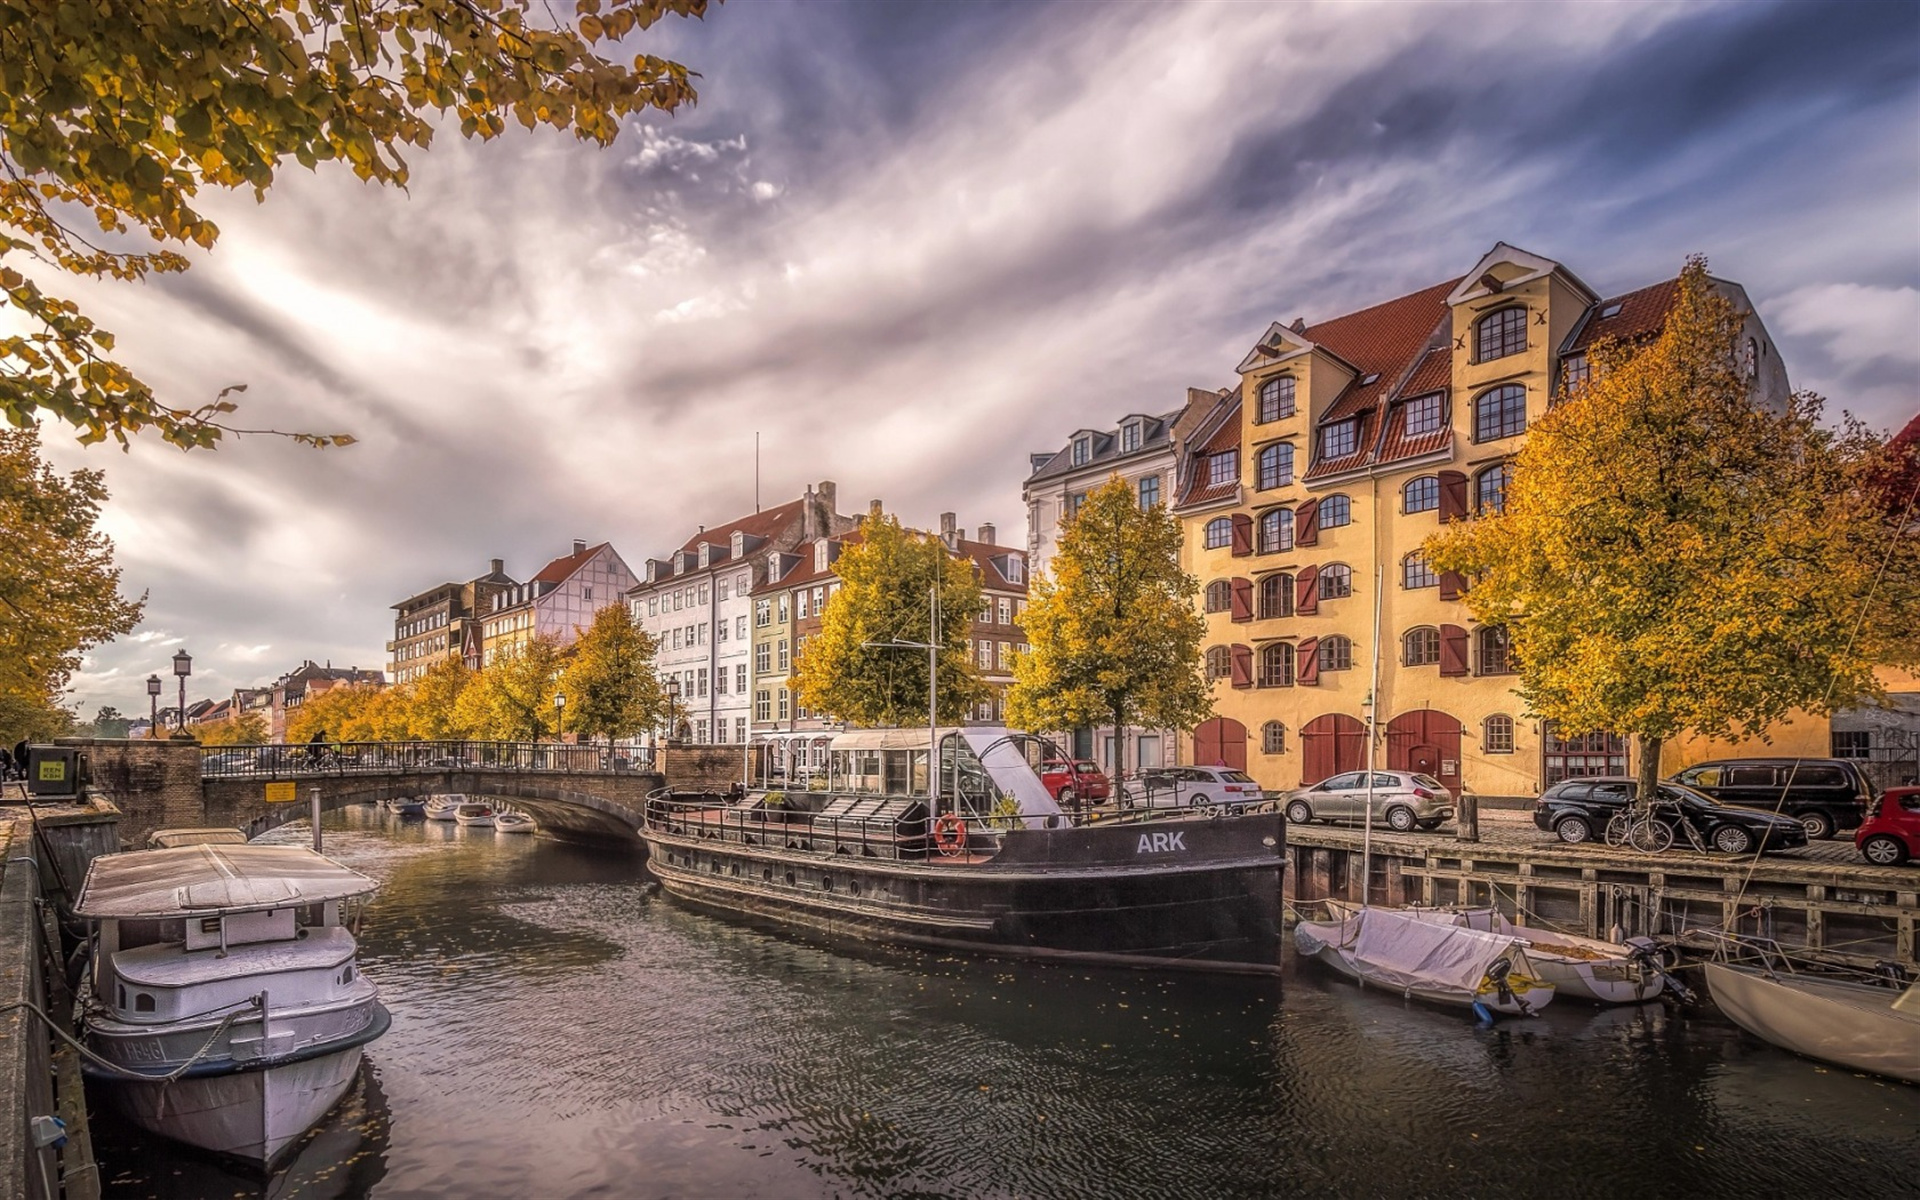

{"left": 1283, "top": 823, "right": 1918, "bottom": 969}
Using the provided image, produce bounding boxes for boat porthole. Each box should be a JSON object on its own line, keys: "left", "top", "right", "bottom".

{"left": 848, "top": 880, "right": 861, "bottom": 897}
{"left": 729, "top": 863, "right": 740, "bottom": 877}
{"left": 134, "top": 992, "right": 155, "bottom": 1013}
{"left": 763, "top": 867, "right": 773, "bottom": 882}
{"left": 821, "top": 875, "right": 834, "bottom": 891}
{"left": 785, "top": 871, "right": 796, "bottom": 886}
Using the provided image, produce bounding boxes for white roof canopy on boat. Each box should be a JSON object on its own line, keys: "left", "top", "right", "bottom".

{"left": 75, "top": 844, "right": 379, "bottom": 920}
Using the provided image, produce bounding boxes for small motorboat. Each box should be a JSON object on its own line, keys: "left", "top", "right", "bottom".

{"left": 386, "top": 797, "right": 427, "bottom": 817}
{"left": 494, "top": 811, "right": 535, "bottom": 834}
{"left": 454, "top": 803, "right": 495, "bottom": 828}
{"left": 75, "top": 843, "right": 390, "bottom": 1166}
{"left": 425, "top": 795, "right": 464, "bottom": 822}
{"left": 1704, "top": 961, "right": 1919, "bottom": 1084}
{"left": 1295, "top": 905, "right": 1556, "bottom": 1016}
{"left": 1325, "top": 901, "right": 1666, "bottom": 1005}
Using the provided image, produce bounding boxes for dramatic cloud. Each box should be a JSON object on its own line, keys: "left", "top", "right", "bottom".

{"left": 36, "top": 0, "right": 1920, "bottom": 716}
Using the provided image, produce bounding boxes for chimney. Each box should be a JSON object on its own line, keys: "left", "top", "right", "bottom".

{"left": 868, "top": 499, "right": 883, "bottom": 521}
{"left": 489, "top": 558, "right": 503, "bottom": 575}
{"left": 800, "top": 484, "right": 819, "bottom": 539}
{"left": 817, "top": 479, "right": 837, "bottom": 516}
{"left": 572, "top": 539, "right": 587, "bottom": 556}
{"left": 1289, "top": 317, "right": 1307, "bottom": 333}
{"left": 977, "top": 523, "right": 996, "bottom": 546}
{"left": 940, "top": 512, "right": 958, "bottom": 549}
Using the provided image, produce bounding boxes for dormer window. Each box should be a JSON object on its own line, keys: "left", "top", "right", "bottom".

{"left": 1561, "top": 354, "right": 1590, "bottom": 393}
{"left": 1207, "top": 451, "right": 1238, "bottom": 487}
{"left": 1003, "top": 556, "right": 1025, "bottom": 584}
{"left": 699, "top": 544, "right": 713, "bottom": 568}
{"left": 1072, "top": 436, "right": 1091, "bottom": 465}
{"left": 1256, "top": 376, "right": 1296, "bottom": 424}
{"left": 1404, "top": 393, "right": 1444, "bottom": 436}
{"left": 731, "top": 531, "right": 746, "bottom": 557}
{"left": 1120, "top": 422, "right": 1141, "bottom": 453}
{"left": 1473, "top": 306, "right": 1528, "bottom": 363}
{"left": 1319, "top": 419, "right": 1358, "bottom": 461}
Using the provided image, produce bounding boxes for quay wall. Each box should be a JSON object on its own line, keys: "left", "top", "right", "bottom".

{"left": 1283, "top": 826, "right": 1918, "bottom": 969}
{"left": 1, "top": 823, "right": 63, "bottom": 1200}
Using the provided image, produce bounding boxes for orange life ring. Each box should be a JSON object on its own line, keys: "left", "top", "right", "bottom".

{"left": 933, "top": 813, "right": 968, "bottom": 857}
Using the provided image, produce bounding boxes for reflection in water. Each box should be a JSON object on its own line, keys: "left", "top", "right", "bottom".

{"left": 92, "top": 805, "right": 1920, "bottom": 1198}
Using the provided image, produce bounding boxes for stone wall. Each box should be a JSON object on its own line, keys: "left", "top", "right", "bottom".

{"left": 659, "top": 743, "right": 756, "bottom": 792}
{"left": 0, "top": 824, "right": 59, "bottom": 1200}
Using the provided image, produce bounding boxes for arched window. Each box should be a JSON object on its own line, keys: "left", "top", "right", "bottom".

{"left": 1473, "top": 385, "right": 1527, "bottom": 442}
{"left": 1476, "top": 464, "right": 1510, "bottom": 515}
{"left": 1403, "top": 476, "right": 1440, "bottom": 514}
{"left": 1402, "top": 552, "right": 1437, "bottom": 589}
{"left": 1474, "top": 306, "right": 1527, "bottom": 362}
{"left": 1258, "top": 643, "right": 1294, "bottom": 687}
{"left": 1477, "top": 626, "right": 1513, "bottom": 675}
{"left": 1403, "top": 626, "right": 1440, "bottom": 666}
{"left": 1257, "top": 574, "right": 1293, "bottom": 620}
{"left": 1319, "top": 494, "right": 1351, "bottom": 529}
{"left": 1204, "top": 580, "right": 1233, "bottom": 613}
{"left": 1257, "top": 508, "right": 1294, "bottom": 554}
{"left": 1262, "top": 720, "right": 1287, "bottom": 754}
{"left": 1484, "top": 714, "right": 1515, "bottom": 754}
{"left": 1256, "top": 443, "right": 1294, "bottom": 490}
{"left": 1204, "top": 646, "right": 1232, "bottom": 681}
{"left": 1318, "top": 563, "right": 1352, "bottom": 600}
{"left": 1204, "top": 517, "right": 1233, "bottom": 550}
{"left": 1318, "top": 635, "right": 1353, "bottom": 671}
{"left": 1257, "top": 376, "right": 1296, "bottom": 423}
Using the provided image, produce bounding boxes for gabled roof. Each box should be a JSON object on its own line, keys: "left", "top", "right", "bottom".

{"left": 954, "top": 538, "right": 1027, "bottom": 592}
{"left": 1234, "top": 322, "right": 1319, "bottom": 375}
{"left": 1446, "top": 241, "right": 1596, "bottom": 307}
{"left": 532, "top": 542, "right": 610, "bottom": 585}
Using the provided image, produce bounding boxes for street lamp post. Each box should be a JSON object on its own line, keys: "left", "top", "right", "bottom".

{"left": 146, "top": 674, "right": 161, "bottom": 737}
{"left": 663, "top": 677, "right": 681, "bottom": 745}
{"left": 171, "top": 650, "right": 192, "bottom": 734}
{"left": 553, "top": 692, "right": 565, "bottom": 741}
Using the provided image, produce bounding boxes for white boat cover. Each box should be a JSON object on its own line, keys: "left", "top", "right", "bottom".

{"left": 1329, "top": 908, "right": 1533, "bottom": 995}
{"left": 76, "top": 845, "right": 378, "bottom": 919}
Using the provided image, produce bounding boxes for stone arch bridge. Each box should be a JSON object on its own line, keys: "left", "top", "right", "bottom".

{"left": 59, "top": 738, "right": 751, "bottom": 849}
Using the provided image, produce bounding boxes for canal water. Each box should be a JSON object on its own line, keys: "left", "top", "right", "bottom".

{"left": 93, "top": 807, "right": 1919, "bottom": 1199}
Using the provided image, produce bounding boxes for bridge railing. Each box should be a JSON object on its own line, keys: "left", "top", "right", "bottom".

{"left": 199, "top": 741, "right": 657, "bottom": 778}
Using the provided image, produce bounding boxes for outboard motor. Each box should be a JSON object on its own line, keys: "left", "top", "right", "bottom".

{"left": 1626, "top": 936, "right": 1693, "bottom": 1003}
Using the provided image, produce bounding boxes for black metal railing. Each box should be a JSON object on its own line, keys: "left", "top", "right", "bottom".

{"left": 198, "top": 741, "right": 656, "bottom": 778}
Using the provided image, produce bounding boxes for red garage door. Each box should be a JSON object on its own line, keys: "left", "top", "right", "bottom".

{"left": 1300, "top": 714, "right": 1366, "bottom": 785}
{"left": 1193, "top": 717, "right": 1248, "bottom": 771}
{"left": 1386, "top": 709, "right": 1464, "bottom": 798}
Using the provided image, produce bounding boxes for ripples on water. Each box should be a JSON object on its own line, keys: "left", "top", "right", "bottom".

{"left": 91, "top": 807, "right": 1920, "bottom": 1199}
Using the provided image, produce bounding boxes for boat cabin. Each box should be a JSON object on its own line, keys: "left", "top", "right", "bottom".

{"left": 75, "top": 844, "right": 379, "bottom": 1027}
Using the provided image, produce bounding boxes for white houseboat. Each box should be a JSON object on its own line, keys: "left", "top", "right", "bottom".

{"left": 75, "top": 843, "right": 390, "bottom": 1166}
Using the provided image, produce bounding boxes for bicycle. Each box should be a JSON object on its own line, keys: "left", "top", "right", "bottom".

{"left": 1603, "top": 801, "right": 1709, "bottom": 854}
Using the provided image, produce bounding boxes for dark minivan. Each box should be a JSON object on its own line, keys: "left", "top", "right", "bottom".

{"left": 1669, "top": 758, "right": 1876, "bottom": 840}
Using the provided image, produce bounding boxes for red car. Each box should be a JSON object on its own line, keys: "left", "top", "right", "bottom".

{"left": 1856, "top": 787, "right": 1920, "bottom": 866}
{"left": 1038, "top": 760, "right": 1111, "bottom": 806}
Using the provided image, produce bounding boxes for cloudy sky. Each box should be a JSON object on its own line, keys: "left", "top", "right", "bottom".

{"left": 40, "top": 0, "right": 1920, "bottom": 718}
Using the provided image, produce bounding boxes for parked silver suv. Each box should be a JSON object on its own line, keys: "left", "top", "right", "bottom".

{"left": 1282, "top": 770, "right": 1457, "bottom": 832}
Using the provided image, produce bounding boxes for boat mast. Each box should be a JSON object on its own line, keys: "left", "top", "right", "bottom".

{"left": 928, "top": 582, "right": 939, "bottom": 822}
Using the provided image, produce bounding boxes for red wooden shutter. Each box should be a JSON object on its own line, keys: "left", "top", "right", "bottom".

{"left": 1230, "top": 578, "right": 1253, "bottom": 623}
{"left": 1296, "top": 498, "right": 1320, "bottom": 547}
{"left": 1230, "top": 644, "right": 1253, "bottom": 689}
{"left": 1438, "top": 471, "right": 1468, "bottom": 523}
{"left": 1438, "top": 570, "right": 1466, "bottom": 601}
{"left": 1230, "top": 512, "right": 1254, "bottom": 557}
{"left": 1439, "top": 624, "right": 1469, "bottom": 676}
{"left": 1296, "top": 637, "right": 1320, "bottom": 686}
{"left": 1295, "top": 565, "right": 1319, "bottom": 615}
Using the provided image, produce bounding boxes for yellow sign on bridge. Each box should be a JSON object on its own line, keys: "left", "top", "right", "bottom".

{"left": 264, "top": 781, "right": 299, "bottom": 803}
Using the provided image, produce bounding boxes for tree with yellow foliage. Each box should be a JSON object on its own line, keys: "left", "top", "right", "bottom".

{"left": 1427, "top": 258, "right": 1920, "bottom": 815}
{"left": 1, "top": 0, "right": 715, "bottom": 448}
{"left": 562, "top": 604, "right": 665, "bottom": 748}
{"left": 1006, "top": 475, "right": 1210, "bottom": 769}
{"left": 792, "top": 511, "right": 986, "bottom": 727}
{"left": 285, "top": 682, "right": 382, "bottom": 744}
{"left": 453, "top": 636, "right": 568, "bottom": 741}
{"left": 406, "top": 656, "right": 476, "bottom": 740}
{"left": 198, "top": 711, "right": 269, "bottom": 746}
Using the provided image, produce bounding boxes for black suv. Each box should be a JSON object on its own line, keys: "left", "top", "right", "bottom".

{"left": 1669, "top": 758, "right": 1876, "bottom": 840}
{"left": 1532, "top": 776, "right": 1808, "bottom": 855}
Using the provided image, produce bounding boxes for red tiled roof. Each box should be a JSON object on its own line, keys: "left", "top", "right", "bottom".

{"left": 532, "top": 542, "right": 609, "bottom": 585}
{"left": 1372, "top": 346, "right": 1455, "bottom": 467}
{"left": 675, "top": 498, "right": 805, "bottom": 558}
{"left": 1303, "top": 412, "right": 1377, "bottom": 481}
{"left": 1178, "top": 401, "right": 1243, "bottom": 506}
{"left": 955, "top": 537, "right": 1028, "bottom": 593}
{"left": 1399, "top": 344, "right": 1451, "bottom": 399}
{"left": 1312, "top": 278, "right": 1460, "bottom": 423}
{"left": 1569, "top": 278, "right": 1679, "bottom": 353}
